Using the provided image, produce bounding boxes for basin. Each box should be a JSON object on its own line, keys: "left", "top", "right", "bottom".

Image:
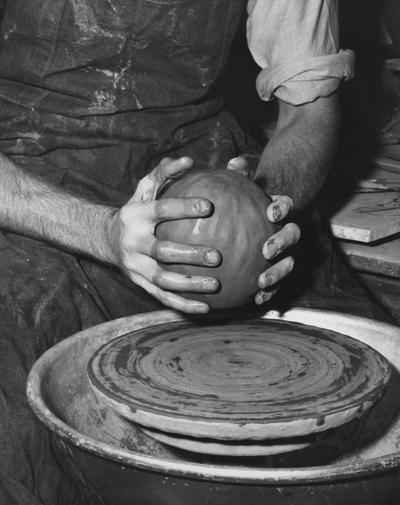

{"left": 27, "top": 309, "right": 400, "bottom": 505}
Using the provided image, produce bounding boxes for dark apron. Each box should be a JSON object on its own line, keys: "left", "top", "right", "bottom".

{"left": 0, "top": 1, "right": 390, "bottom": 504}
{"left": 0, "top": 0, "right": 246, "bottom": 504}
{"left": 0, "top": 0, "right": 247, "bottom": 205}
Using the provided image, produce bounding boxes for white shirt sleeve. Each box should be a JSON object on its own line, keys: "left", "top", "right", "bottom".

{"left": 247, "top": 0, "right": 355, "bottom": 105}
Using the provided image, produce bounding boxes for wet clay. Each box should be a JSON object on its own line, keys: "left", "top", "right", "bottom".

{"left": 88, "top": 319, "right": 391, "bottom": 445}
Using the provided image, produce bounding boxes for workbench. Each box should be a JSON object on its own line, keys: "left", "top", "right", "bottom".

{"left": 331, "top": 157, "right": 400, "bottom": 324}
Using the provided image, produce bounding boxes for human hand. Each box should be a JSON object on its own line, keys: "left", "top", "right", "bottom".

{"left": 106, "top": 157, "right": 221, "bottom": 313}
{"left": 227, "top": 156, "right": 300, "bottom": 305}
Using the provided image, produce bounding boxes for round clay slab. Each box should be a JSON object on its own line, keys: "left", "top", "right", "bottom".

{"left": 88, "top": 319, "right": 391, "bottom": 441}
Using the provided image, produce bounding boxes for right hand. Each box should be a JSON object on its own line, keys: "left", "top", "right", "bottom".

{"left": 227, "top": 157, "right": 300, "bottom": 306}
{"left": 105, "top": 157, "right": 221, "bottom": 314}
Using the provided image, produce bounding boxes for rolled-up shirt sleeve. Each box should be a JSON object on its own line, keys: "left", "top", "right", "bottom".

{"left": 247, "top": 0, "right": 355, "bottom": 105}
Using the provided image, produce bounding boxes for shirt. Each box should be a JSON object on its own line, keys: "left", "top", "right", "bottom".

{"left": 247, "top": 0, "right": 355, "bottom": 105}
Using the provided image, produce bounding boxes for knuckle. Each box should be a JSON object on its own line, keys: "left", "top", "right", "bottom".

{"left": 139, "top": 174, "right": 153, "bottom": 187}
{"left": 118, "top": 206, "right": 131, "bottom": 226}
{"left": 122, "top": 254, "right": 138, "bottom": 272}
{"left": 153, "top": 286, "right": 167, "bottom": 302}
{"left": 152, "top": 270, "right": 168, "bottom": 289}
{"left": 154, "top": 199, "right": 166, "bottom": 218}
{"left": 159, "top": 157, "right": 173, "bottom": 169}
{"left": 151, "top": 241, "right": 163, "bottom": 261}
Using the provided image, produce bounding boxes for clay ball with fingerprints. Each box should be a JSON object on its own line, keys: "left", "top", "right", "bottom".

{"left": 155, "top": 169, "right": 280, "bottom": 309}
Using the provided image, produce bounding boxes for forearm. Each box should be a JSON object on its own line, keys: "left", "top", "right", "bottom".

{"left": 254, "top": 93, "right": 340, "bottom": 210}
{"left": 0, "top": 153, "right": 116, "bottom": 262}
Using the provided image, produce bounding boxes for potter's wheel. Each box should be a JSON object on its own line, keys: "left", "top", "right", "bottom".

{"left": 88, "top": 319, "right": 391, "bottom": 456}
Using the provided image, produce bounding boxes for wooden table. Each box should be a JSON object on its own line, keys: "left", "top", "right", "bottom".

{"left": 338, "top": 237, "right": 400, "bottom": 324}
{"left": 329, "top": 159, "right": 400, "bottom": 243}
{"left": 340, "top": 237, "right": 400, "bottom": 279}
{"left": 332, "top": 158, "right": 400, "bottom": 323}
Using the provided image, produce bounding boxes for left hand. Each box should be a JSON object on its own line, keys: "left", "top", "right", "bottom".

{"left": 107, "top": 156, "right": 220, "bottom": 314}
{"left": 227, "top": 156, "right": 300, "bottom": 305}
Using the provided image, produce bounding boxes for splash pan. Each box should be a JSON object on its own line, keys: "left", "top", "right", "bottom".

{"left": 27, "top": 309, "right": 400, "bottom": 505}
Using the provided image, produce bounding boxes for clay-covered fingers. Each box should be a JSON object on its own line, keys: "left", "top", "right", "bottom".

{"left": 226, "top": 154, "right": 262, "bottom": 179}
{"left": 153, "top": 156, "right": 194, "bottom": 187}
{"left": 126, "top": 254, "right": 219, "bottom": 295}
{"left": 258, "top": 255, "right": 295, "bottom": 292}
{"left": 226, "top": 156, "right": 250, "bottom": 177}
{"left": 125, "top": 256, "right": 218, "bottom": 313}
{"left": 117, "top": 197, "right": 212, "bottom": 238}
{"left": 253, "top": 200, "right": 300, "bottom": 306}
{"left": 262, "top": 222, "right": 300, "bottom": 261}
{"left": 152, "top": 196, "right": 213, "bottom": 223}
{"left": 149, "top": 239, "right": 221, "bottom": 267}
{"left": 152, "top": 269, "right": 219, "bottom": 294}
{"left": 132, "top": 157, "right": 194, "bottom": 203}
{"left": 130, "top": 272, "right": 211, "bottom": 313}
{"left": 254, "top": 222, "right": 299, "bottom": 305}
{"left": 255, "top": 256, "right": 295, "bottom": 305}
{"left": 267, "top": 195, "right": 295, "bottom": 223}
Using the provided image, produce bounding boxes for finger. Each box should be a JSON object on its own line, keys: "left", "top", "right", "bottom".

{"left": 125, "top": 254, "right": 219, "bottom": 294}
{"left": 132, "top": 157, "right": 194, "bottom": 203}
{"left": 267, "top": 195, "right": 294, "bottom": 222}
{"left": 262, "top": 223, "right": 301, "bottom": 260}
{"left": 131, "top": 273, "right": 210, "bottom": 314}
{"left": 155, "top": 156, "right": 194, "bottom": 185}
{"left": 226, "top": 156, "right": 249, "bottom": 177}
{"left": 132, "top": 174, "right": 159, "bottom": 203}
{"left": 254, "top": 288, "right": 278, "bottom": 306}
{"left": 153, "top": 197, "right": 213, "bottom": 222}
{"left": 152, "top": 269, "right": 220, "bottom": 294}
{"left": 258, "top": 256, "right": 295, "bottom": 290}
{"left": 149, "top": 239, "right": 221, "bottom": 266}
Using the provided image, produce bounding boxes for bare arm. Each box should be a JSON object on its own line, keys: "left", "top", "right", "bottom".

{"left": 0, "top": 154, "right": 220, "bottom": 313}
{"left": 0, "top": 153, "right": 115, "bottom": 262}
{"left": 239, "top": 93, "right": 340, "bottom": 304}
{"left": 255, "top": 93, "right": 340, "bottom": 210}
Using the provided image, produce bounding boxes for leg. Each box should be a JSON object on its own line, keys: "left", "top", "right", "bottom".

{"left": 0, "top": 232, "right": 144, "bottom": 505}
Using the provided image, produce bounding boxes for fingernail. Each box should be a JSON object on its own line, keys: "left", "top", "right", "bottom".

{"left": 194, "top": 304, "right": 209, "bottom": 314}
{"left": 227, "top": 157, "right": 241, "bottom": 169}
{"left": 255, "top": 292, "right": 269, "bottom": 305}
{"left": 195, "top": 199, "right": 210, "bottom": 214}
{"left": 205, "top": 249, "right": 220, "bottom": 265}
{"left": 263, "top": 240, "right": 278, "bottom": 259}
{"left": 202, "top": 278, "right": 219, "bottom": 291}
{"left": 179, "top": 156, "right": 193, "bottom": 166}
{"left": 259, "top": 274, "right": 274, "bottom": 289}
{"left": 271, "top": 205, "right": 282, "bottom": 222}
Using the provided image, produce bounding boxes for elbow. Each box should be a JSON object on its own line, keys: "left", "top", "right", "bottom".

{"left": 276, "top": 92, "right": 341, "bottom": 135}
